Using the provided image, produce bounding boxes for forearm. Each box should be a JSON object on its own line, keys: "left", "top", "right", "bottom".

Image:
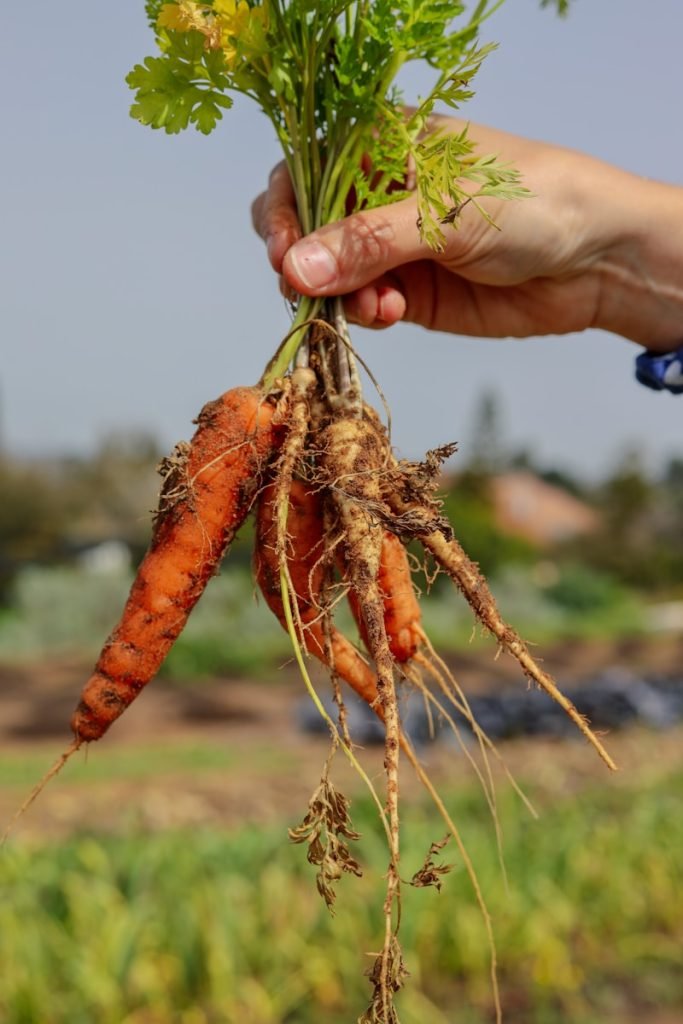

{"left": 586, "top": 171, "right": 683, "bottom": 350}
{"left": 437, "top": 120, "right": 683, "bottom": 349}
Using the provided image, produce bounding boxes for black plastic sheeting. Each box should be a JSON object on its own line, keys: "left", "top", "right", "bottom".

{"left": 297, "top": 669, "right": 683, "bottom": 748}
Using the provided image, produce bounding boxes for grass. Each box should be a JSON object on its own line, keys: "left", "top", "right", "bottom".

{"left": 0, "top": 742, "right": 259, "bottom": 788}
{"left": 1, "top": 767, "right": 681, "bottom": 1023}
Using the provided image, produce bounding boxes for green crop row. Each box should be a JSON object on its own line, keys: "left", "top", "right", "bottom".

{"left": 1, "top": 771, "right": 681, "bottom": 1024}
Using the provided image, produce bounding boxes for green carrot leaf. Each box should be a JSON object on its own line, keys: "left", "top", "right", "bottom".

{"left": 127, "top": 28, "right": 233, "bottom": 134}
{"left": 414, "top": 125, "right": 531, "bottom": 250}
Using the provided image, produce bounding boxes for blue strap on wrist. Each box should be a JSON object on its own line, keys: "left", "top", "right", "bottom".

{"left": 635, "top": 345, "right": 683, "bottom": 394}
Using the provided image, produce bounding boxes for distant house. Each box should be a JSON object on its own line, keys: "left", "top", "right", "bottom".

{"left": 489, "top": 471, "right": 599, "bottom": 546}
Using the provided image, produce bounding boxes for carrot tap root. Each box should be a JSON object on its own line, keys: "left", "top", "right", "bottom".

{"left": 375, "top": 441, "right": 617, "bottom": 773}
{"left": 1, "top": 739, "right": 81, "bottom": 846}
{"left": 317, "top": 411, "right": 404, "bottom": 1009}
{"left": 71, "top": 384, "right": 285, "bottom": 745}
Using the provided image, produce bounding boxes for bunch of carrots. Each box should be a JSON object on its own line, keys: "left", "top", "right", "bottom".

{"left": 8, "top": 323, "right": 615, "bottom": 1022}
{"left": 9, "top": 2, "right": 618, "bottom": 1021}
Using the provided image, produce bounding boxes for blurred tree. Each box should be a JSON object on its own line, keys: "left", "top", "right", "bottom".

{"left": 571, "top": 447, "right": 683, "bottom": 590}
{"left": 662, "top": 457, "right": 683, "bottom": 515}
{"left": 600, "top": 448, "right": 652, "bottom": 543}
{"left": 454, "top": 390, "right": 506, "bottom": 512}
{"left": 652, "top": 457, "right": 683, "bottom": 587}
{"left": 465, "top": 390, "right": 505, "bottom": 477}
{"left": 507, "top": 447, "right": 535, "bottom": 471}
{"left": 508, "top": 447, "right": 588, "bottom": 499}
{"left": 0, "top": 457, "right": 68, "bottom": 601}
{"left": 536, "top": 466, "right": 587, "bottom": 500}
{"left": 440, "top": 392, "right": 536, "bottom": 575}
{"left": 60, "top": 431, "right": 162, "bottom": 558}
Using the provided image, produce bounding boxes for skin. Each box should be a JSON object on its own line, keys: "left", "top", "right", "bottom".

{"left": 252, "top": 117, "right": 683, "bottom": 352}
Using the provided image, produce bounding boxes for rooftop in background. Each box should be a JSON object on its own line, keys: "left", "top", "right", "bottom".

{"left": 491, "top": 471, "right": 599, "bottom": 546}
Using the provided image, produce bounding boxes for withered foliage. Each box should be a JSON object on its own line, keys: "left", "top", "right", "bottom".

{"left": 359, "top": 936, "right": 410, "bottom": 1024}
{"left": 289, "top": 772, "right": 362, "bottom": 911}
{"left": 410, "top": 834, "right": 454, "bottom": 893}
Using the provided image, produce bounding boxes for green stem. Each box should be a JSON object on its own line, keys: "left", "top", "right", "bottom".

{"left": 316, "top": 119, "right": 365, "bottom": 225}
{"left": 267, "top": 0, "right": 303, "bottom": 74}
{"left": 313, "top": 120, "right": 350, "bottom": 227}
{"left": 260, "top": 295, "right": 324, "bottom": 390}
{"left": 288, "top": 112, "right": 313, "bottom": 235}
{"left": 463, "top": 0, "right": 508, "bottom": 34}
{"left": 278, "top": 563, "right": 392, "bottom": 848}
{"left": 319, "top": 51, "right": 408, "bottom": 226}
{"left": 302, "top": 15, "right": 321, "bottom": 221}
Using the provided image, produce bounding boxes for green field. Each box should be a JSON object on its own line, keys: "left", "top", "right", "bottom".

{"left": 2, "top": 760, "right": 681, "bottom": 1024}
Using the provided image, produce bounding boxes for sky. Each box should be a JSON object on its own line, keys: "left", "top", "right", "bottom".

{"left": 2, "top": 0, "right": 683, "bottom": 480}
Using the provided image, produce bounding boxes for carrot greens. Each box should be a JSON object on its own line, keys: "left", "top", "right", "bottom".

{"left": 127, "top": 1, "right": 528, "bottom": 348}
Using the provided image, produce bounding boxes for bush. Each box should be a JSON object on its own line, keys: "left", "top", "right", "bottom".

{"left": 544, "top": 563, "right": 631, "bottom": 614}
{"left": 0, "top": 564, "right": 290, "bottom": 677}
{"left": 0, "top": 566, "right": 132, "bottom": 660}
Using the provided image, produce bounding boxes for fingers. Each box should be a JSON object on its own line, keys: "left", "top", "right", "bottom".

{"left": 281, "top": 196, "right": 430, "bottom": 297}
{"left": 251, "top": 162, "right": 301, "bottom": 272}
{"left": 253, "top": 167, "right": 434, "bottom": 302}
{"left": 344, "top": 278, "right": 408, "bottom": 329}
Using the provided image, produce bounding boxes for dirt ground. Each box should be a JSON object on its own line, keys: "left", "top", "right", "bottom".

{"left": 2, "top": 632, "right": 683, "bottom": 842}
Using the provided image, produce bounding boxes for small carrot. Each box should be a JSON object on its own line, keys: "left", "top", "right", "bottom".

{"left": 346, "top": 530, "right": 422, "bottom": 664}
{"left": 255, "top": 477, "right": 380, "bottom": 710}
{"left": 72, "top": 385, "right": 284, "bottom": 744}
{"left": 383, "top": 483, "right": 618, "bottom": 772}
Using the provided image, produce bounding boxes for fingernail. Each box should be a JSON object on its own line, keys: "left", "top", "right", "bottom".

{"left": 288, "top": 241, "right": 338, "bottom": 291}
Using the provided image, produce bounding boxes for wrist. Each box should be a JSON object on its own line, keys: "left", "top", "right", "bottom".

{"left": 588, "top": 171, "right": 683, "bottom": 349}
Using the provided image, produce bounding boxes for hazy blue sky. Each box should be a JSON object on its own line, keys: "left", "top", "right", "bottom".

{"left": 3, "top": 1, "right": 683, "bottom": 479}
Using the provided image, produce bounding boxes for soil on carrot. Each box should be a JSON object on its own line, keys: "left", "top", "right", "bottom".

{"left": 2, "top": 633, "right": 683, "bottom": 842}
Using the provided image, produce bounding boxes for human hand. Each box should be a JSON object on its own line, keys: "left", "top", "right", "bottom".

{"left": 252, "top": 118, "right": 683, "bottom": 351}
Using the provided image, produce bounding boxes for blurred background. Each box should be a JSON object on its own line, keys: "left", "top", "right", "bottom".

{"left": 2, "top": 1, "right": 683, "bottom": 1022}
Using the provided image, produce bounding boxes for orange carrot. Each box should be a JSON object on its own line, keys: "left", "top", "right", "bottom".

{"left": 346, "top": 531, "right": 422, "bottom": 664}
{"left": 72, "top": 386, "right": 283, "bottom": 743}
{"left": 255, "top": 477, "right": 380, "bottom": 710}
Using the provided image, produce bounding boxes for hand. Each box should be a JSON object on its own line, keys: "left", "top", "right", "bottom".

{"left": 252, "top": 118, "right": 683, "bottom": 351}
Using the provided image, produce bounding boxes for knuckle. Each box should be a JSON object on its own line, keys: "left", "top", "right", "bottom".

{"left": 349, "top": 215, "right": 395, "bottom": 268}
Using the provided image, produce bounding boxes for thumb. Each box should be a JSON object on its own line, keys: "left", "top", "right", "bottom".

{"left": 282, "top": 195, "right": 434, "bottom": 296}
